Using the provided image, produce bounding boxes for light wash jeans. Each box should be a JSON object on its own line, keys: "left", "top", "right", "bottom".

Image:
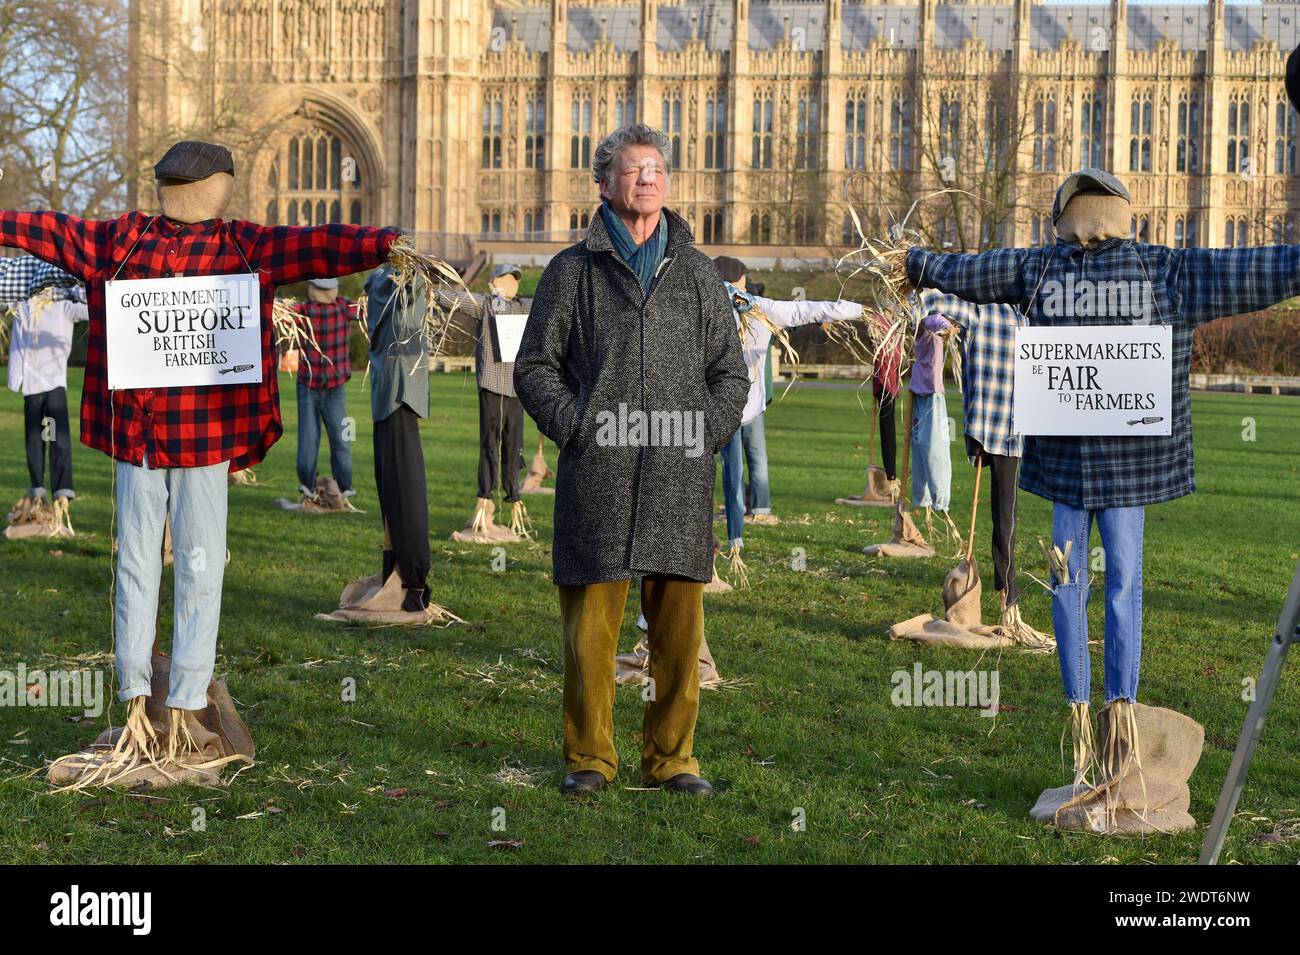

{"left": 1050, "top": 502, "right": 1145, "bottom": 704}
{"left": 115, "top": 457, "right": 229, "bottom": 710}
{"left": 740, "top": 413, "right": 771, "bottom": 514}
{"left": 296, "top": 380, "right": 353, "bottom": 494}
{"left": 910, "top": 392, "right": 951, "bottom": 511}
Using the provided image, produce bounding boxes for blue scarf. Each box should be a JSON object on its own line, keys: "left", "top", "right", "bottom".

{"left": 601, "top": 201, "right": 667, "bottom": 296}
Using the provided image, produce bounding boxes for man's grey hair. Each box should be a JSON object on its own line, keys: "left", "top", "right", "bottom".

{"left": 592, "top": 124, "right": 673, "bottom": 185}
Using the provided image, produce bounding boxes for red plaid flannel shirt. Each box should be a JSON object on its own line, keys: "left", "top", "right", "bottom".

{"left": 0, "top": 211, "right": 397, "bottom": 470}
{"left": 294, "top": 297, "right": 354, "bottom": 390}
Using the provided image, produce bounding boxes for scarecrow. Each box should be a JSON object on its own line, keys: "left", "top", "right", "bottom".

{"left": 441, "top": 263, "right": 534, "bottom": 543}
{"left": 283, "top": 275, "right": 359, "bottom": 513}
{"left": 902, "top": 166, "right": 1300, "bottom": 833}
{"left": 3, "top": 258, "right": 86, "bottom": 539}
{"left": 886, "top": 292, "right": 1054, "bottom": 652}
{"left": 0, "top": 139, "right": 423, "bottom": 788}
{"left": 712, "top": 256, "right": 866, "bottom": 588}
{"left": 316, "top": 263, "right": 459, "bottom": 626}
{"left": 862, "top": 302, "right": 959, "bottom": 560}
{"left": 836, "top": 309, "right": 902, "bottom": 508}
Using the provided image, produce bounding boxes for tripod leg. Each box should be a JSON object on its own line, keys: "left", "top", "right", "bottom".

{"left": 1199, "top": 632, "right": 1293, "bottom": 864}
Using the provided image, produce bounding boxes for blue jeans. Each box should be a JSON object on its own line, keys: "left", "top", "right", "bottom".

{"left": 719, "top": 428, "right": 745, "bottom": 547}
{"left": 910, "top": 392, "right": 951, "bottom": 511}
{"left": 115, "top": 457, "right": 229, "bottom": 710}
{"left": 1051, "top": 503, "right": 1145, "bottom": 704}
{"left": 297, "top": 381, "right": 353, "bottom": 492}
{"left": 740, "top": 414, "right": 771, "bottom": 513}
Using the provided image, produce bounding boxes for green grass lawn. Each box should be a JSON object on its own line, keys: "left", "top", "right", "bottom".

{"left": 0, "top": 369, "right": 1297, "bottom": 864}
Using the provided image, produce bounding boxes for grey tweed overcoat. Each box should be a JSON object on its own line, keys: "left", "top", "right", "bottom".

{"left": 514, "top": 206, "right": 749, "bottom": 586}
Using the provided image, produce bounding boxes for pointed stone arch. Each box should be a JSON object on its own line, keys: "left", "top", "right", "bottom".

{"left": 250, "top": 91, "right": 386, "bottom": 227}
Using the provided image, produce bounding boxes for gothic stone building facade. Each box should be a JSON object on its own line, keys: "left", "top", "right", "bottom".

{"left": 128, "top": 0, "right": 1300, "bottom": 260}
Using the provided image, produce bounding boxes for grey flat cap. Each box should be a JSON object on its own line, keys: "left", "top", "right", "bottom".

{"left": 1052, "top": 168, "right": 1131, "bottom": 222}
{"left": 308, "top": 277, "right": 339, "bottom": 290}
{"left": 154, "top": 141, "right": 235, "bottom": 182}
{"left": 491, "top": 263, "right": 522, "bottom": 280}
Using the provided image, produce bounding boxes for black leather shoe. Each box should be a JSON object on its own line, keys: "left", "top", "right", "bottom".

{"left": 560, "top": 770, "right": 609, "bottom": 796}
{"left": 659, "top": 773, "right": 714, "bottom": 796}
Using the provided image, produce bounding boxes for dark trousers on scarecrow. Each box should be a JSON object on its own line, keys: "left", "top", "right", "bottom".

{"left": 979, "top": 444, "right": 1021, "bottom": 607}
{"left": 373, "top": 404, "right": 430, "bottom": 609}
{"left": 877, "top": 392, "right": 897, "bottom": 481}
{"left": 477, "top": 387, "right": 524, "bottom": 502}
{"left": 559, "top": 575, "right": 705, "bottom": 784}
{"left": 24, "top": 386, "right": 74, "bottom": 498}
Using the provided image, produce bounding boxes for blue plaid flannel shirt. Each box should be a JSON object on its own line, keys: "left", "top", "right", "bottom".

{"left": 920, "top": 290, "right": 1023, "bottom": 462}
{"left": 0, "top": 255, "right": 83, "bottom": 303}
{"left": 909, "top": 238, "right": 1300, "bottom": 509}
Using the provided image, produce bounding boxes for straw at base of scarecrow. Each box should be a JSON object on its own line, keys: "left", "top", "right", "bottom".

{"left": 450, "top": 497, "right": 523, "bottom": 544}
{"left": 275, "top": 476, "right": 361, "bottom": 513}
{"left": 888, "top": 464, "right": 1047, "bottom": 651}
{"left": 864, "top": 500, "right": 935, "bottom": 559}
{"left": 46, "top": 653, "right": 254, "bottom": 791}
{"left": 314, "top": 570, "right": 462, "bottom": 626}
{"left": 836, "top": 466, "right": 895, "bottom": 507}
{"left": 998, "top": 600, "right": 1056, "bottom": 651}
{"left": 228, "top": 467, "right": 257, "bottom": 487}
{"left": 507, "top": 500, "right": 534, "bottom": 539}
{"left": 615, "top": 633, "right": 723, "bottom": 689}
{"left": 703, "top": 552, "right": 734, "bottom": 594}
{"left": 4, "top": 494, "right": 75, "bottom": 540}
{"left": 837, "top": 390, "right": 896, "bottom": 507}
{"left": 724, "top": 542, "right": 751, "bottom": 590}
{"left": 521, "top": 436, "right": 555, "bottom": 495}
{"left": 1030, "top": 701, "right": 1204, "bottom": 835}
{"left": 1064, "top": 700, "right": 1098, "bottom": 788}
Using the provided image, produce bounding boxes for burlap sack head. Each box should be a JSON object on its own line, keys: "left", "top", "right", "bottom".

{"left": 156, "top": 172, "right": 235, "bottom": 224}
{"left": 490, "top": 273, "right": 519, "bottom": 299}
{"left": 1055, "top": 194, "right": 1130, "bottom": 247}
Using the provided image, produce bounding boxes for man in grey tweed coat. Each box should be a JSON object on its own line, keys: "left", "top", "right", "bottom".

{"left": 515, "top": 124, "right": 748, "bottom": 798}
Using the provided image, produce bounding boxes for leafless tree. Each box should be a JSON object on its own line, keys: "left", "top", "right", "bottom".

{"left": 0, "top": 0, "right": 128, "bottom": 216}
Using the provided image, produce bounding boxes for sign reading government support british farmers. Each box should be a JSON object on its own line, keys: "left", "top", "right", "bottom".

{"left": 1013, "top": 325, "right": 1173, "bottom": 436}
{"left": 105, "top": 273, "right": 262, "bottom": 389}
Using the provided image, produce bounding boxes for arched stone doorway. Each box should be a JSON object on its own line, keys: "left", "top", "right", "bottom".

{"left": 252, "top": 100, "right": 382, "bottom": 227}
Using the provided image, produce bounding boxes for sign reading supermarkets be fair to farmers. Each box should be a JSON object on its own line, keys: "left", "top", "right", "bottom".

{"left": 1013, "top": 325, "right": 1173, "bottom": 436}
{"left": 105, "top": 273, "right": 262, "bottom": 390}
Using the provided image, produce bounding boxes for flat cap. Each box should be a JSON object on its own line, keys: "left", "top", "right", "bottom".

{"left": 154, "top": 141, "right": 235, "bottom": 182}
{"left": 1052, "top": 168, "right": 1131, "bottom": 223}
{"left": 491, "top": 263, "right": 522, "bottom": 280}
{"left": 308, "top": 277, "right": 339, "bottom": 290}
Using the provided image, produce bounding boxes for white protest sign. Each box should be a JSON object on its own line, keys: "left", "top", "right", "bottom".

{"left": 105, "top": 273, "right": 262, "bottom": 390}
{"left": 493, "top": 312, "right": 528, "bottom": 364}
{"left": 1013, "top": 325, "right": 1172, "bottom": 436}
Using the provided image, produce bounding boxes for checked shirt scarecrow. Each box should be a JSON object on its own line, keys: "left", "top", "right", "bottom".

{"left": 906, "top": 166, "right": 1300, "bottom": 835}
{"left": 0, "top": 139, "right": 401, "bottom": 789}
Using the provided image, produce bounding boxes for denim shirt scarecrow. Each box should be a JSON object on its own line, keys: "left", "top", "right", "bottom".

{"left": 908, "top": 238, "right": 1300, "bottom": 509}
